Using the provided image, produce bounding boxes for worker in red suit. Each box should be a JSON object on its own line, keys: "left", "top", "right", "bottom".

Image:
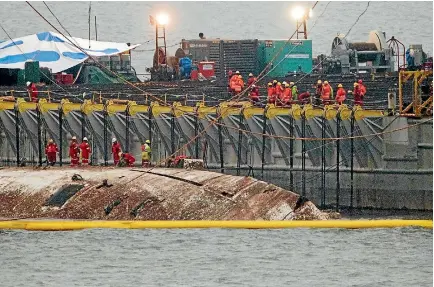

{"left": 353, "top": 82, "right": 364, "bottom": 106}
{"left": 249, "top": 84, "right": 260, "bottom": 104}
{"left": 267, "top": 82, "right": 276, "bottom": 104}
{"left": 112, "top": 138, "right": 122, "bottom": 166}
{"left": 79, "top": 137, "right": 92, "bottom": 166}
{"left": 69, "top": 136, "right": 80, "bottom": 167}
{"left": 119, "top": 152, "right": 135, "bottom": 167}
{"left": 26, "top": 81, "right": 38, "bottom": 103}
{"left": 247, "top": 73, "right": 257, "bottom": 86}
{"left": 298, "top": 91, "right": 311, "bottom": 105}
{"left": 358, "top": 79, "right": 367, "bottom": 97}
{"left": 321, "top": 81, "right": 332, "bottom": 105}
{"left": 45, "top": 139, "right": 58, "bottom": 166}
{"left": 281, "top": 82, "right": 293, "bottom": 106}
{"left": 335, "top": 84, "right": 346, "bottom": 105}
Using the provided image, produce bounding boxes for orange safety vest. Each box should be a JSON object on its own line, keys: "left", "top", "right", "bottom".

{"left": 230, "top": 75, "right": 239, "bottom": 90}
{"left": 282, "top": 87, "right": 292, "bottom": 103}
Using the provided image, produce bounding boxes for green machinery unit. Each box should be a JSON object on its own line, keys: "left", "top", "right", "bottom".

{"left": 257, "top": 39, "right": 313, "bottom": 77}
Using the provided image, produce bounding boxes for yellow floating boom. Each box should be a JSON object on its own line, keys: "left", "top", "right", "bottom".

{"left": 0, "top": 220, "right": 431, "bottom": 231}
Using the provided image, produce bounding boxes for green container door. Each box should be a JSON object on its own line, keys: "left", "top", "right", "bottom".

{"left": 24, "top": 61, "right": 40, "bottom": 83}
{"left": 258, "top": 39, "right": 312, "bottom": 78}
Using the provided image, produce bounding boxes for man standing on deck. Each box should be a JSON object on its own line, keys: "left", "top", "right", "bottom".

{"left": 321, "top": 81, "right": 332, "bottom": 105}
{"left": 314, "top": 80, "right": 323, "bottom": 106}
{"left": 69, "top": 136, "right": 80, "bottom": 167}
{"left": 358, "top": 79, "right": 367, "bottom": 98}
{"left": 247, "top": 73, "right": 257, "bottom": 86}
{"left": 26, "top": 81, "right": 38, "bottom": 103}
{"left": 335, "top": 84, "right": 346, "bottom": 105}
{"left": 45, "top": 139, "right": 58, "bottom": 166}
{"left": 112, "top": 138, "right": 122, "bottom": 166}
{"left": 79, "top": 137, "right": 92, "bottom": 166}
{"left": 267, "top": 82, "right": 276, "bottom": 104}
{"left": 229, "top": 71, "right": 240, "bottom": 95}
{"left": 141, "top": 140, "right": 152, "bottom": 167}
{"left": 352, "top": 82, "right": 364, "bottom": 106}
{"left": 249, "top": 84, "right": 260, "bottom": 104}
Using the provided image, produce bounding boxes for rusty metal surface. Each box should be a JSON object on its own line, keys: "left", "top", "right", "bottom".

{"left": 0, "top": 167, "right": 330, "bottom": 220}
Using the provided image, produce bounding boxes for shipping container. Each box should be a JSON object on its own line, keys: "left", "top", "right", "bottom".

{"left": 257, "top": 39, "right": 313, "bottom": 77}
{"left": 181, "top": 38, "right": 312, "bottom": 79}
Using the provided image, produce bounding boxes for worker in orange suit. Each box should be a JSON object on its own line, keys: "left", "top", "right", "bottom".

{"left": 79, "top": 137, "right": 92, "bottom": 166}
{"left": 275, "top": 82, "right": 283, "bottom": 105}
{"left": 119, "top": 152, "right": 136, "bottom": 167}
{"left": 335, "top": 84, "right": 346, "bottom": 105}
{"left": 249, "top": 84, "right": 260, "bottom": 104}
{"left": 235, "top": 75, "right": 244, "bottom": 93}
{"left": 229, "top": 71, "right": 240, "bottom": 95}
{"left": 267, "top": 82, "right": 276, "bottom": 104}
{"left": 69, "top": 136, "right": 80, "bottom": 167}
{"left": 247, "top": 73, "right": 257, "bottom": 86}
{"left": 281, "top": 82, "right": 293, "bottom": 106}
{"left": 45, "top": 139, "right": 58, "bottom": 166}
{"left": 358, "top": 79, "right": 367, "bottom": 97}
{"left": 112, "top": 138, "right": 122, "bottom": 166}
{"left": 321, "top": 80, "right": 332, "bottom": 105}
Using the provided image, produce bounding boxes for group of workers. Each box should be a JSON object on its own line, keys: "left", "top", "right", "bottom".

{"left": 44, "top": 137, "right": 152, "bottom": 168}
{"left": 228, "top": 70, "right": 367, "bottom": 107}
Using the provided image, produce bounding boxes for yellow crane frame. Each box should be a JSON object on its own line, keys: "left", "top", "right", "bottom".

{"left": 399, "top": 70, "right": 433, "bottom": 117}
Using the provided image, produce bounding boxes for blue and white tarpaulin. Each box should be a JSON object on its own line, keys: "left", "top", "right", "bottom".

{"left": 0, "top": 31, "right": 140, "bottom": 73}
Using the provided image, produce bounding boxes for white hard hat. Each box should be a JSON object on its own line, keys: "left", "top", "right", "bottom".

{"left": 72, "top": 136, "right": 76, "bottom": 140}
{"left": 26, "top": 81, "right": 31, "bottom": 87}
{"left": 249, "top": 73, "right": 253, "bottom": 77}
{"left": 282, "top": 81, "right": 287, "bottom": 85}
{"left": 235, "top": 70, "right": 240, "bottom": 74}
{"left": 83, "top": 137, "right": 88, "bottom": 141}
{"left": 112, "top": 138, "right": 117, "bottom": 143}
{"left": 251, "top": 84, "right": 256, "bottom": 88}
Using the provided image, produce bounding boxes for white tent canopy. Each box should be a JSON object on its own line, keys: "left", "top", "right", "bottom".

{"left": 0, "top": 31, "right": 140, "bottom": 73}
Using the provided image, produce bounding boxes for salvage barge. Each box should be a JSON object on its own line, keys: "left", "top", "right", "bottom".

{"left": 0, "top": 167, "right": 330, "bottom": 221}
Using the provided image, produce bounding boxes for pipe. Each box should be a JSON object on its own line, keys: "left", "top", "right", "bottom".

{"left": 321, "top": 116, "right": 325, "bottom": 208}
{"left": 194, "top": 111, "right": 199, "bottom": 159}
{"left": 336, "top": 116, "right": 341, "bottom": 211}
{"left": 218, "top": 117, "right": 224, "bottom": 174}
{"left": 170, "top": 113, "right": 175, "bottom": 155}
{"left": 236, "top": 112, "right": 243, "bottom": 176}
{"left": 125, "top": 109, "right": 130, "bottom": 152}
{"left": 289, "top": 116, "right": 294, "bottom": 190}
{"left": 103, "top": 109, "right": 108, "bottom": 166}
{"left": 148, "top": 106, "right": 153, "bottom": 163}
{"left": 14, "top": 107, "right": 20, "bottom": 166}
{"left": 59, "top": 108, "right": 63, "bottom": 166}
{"left": 37, "top": 108, "right": 42, "bottom": 166}
{"left": 261, "top": 110, "right": 267, "bottom": 180}
{"left": 301, "top": 114, "right": 306, "bottom": 197}
{"left": 81, "top": 111, "right": 86, "bottom": 140}
{"left": 350, "top": 115, "right": 355, "bottom": 209}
